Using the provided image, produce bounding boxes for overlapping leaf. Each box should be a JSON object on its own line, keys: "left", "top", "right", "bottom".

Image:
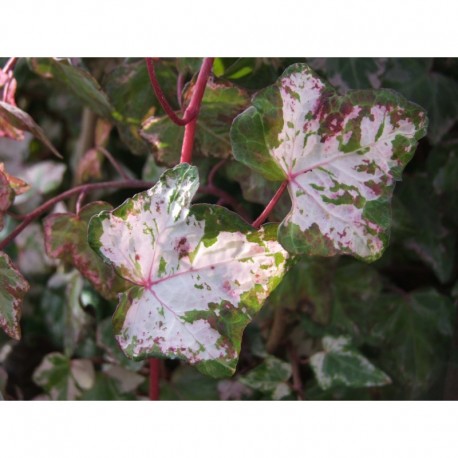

{"left": 43, "top": 202, "right": 129, "bottom": 300}
{"left": 88, "top": 163, "right": 288, "bottom": 378}
{"left": 141, "top": 79, "right": 249, "bottom": 166}
{"left": 231, "top": 63, "right": 428, "bottom": 261}
{"left": 0, "top": 251, "right": 30, "bottom": 339}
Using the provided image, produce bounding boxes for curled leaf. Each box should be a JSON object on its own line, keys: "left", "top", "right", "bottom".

{"left": 88, "top": 163, "right": 288, "bottom": 378}
{"left": 231, "top": 63, "right": 427, "bottom": 261}
{"left": 0, "top": 102, "right": 62, "bottom": 158}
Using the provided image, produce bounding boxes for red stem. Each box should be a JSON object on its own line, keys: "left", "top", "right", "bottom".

{"left": 252, "top": 180, "right": 289, "bottom": 229}
{"left": 179, "top": 58, "right": 214, "bottom": 163}
{"left": 0, "top": 180, "right": 155, "bottom": 250}
{"left": 149, "top": 359, "right": 160, "bottom": 400}
{"left": 180, "top": 118, "right": 197, "bottom": 164}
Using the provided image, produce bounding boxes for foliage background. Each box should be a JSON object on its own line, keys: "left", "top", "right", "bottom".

{"left": 0, "top": 57, "right": 457, "bottom": 400}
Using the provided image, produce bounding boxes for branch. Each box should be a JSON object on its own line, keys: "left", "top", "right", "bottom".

{"left": 252, "top": 180, "right": 289, "bottom": 228}
{"left": 0, "top": 180, "right": 155, "bottom": 250}
{"left": 179, "top": 58, "right": 214, "bottom": 164}
{"left": 146, "top": 58, "right": 195, "bottom": 126}
{"left": 146, "top": 58, "right": 214, "bottom": 128}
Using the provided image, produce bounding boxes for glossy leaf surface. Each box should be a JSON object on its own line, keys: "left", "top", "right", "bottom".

{"left": 231, "top": 63, "right": 427, "bottom": 261}
{"left": 88, "top": 163, "right": 288, "bottom": 377}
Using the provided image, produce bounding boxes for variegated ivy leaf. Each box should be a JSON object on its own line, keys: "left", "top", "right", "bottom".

{"left": 43, "top": 202, "right": 129, "bottom": 300}
{"left": 0, "top": 251, "right": 30, "bottom": 339}
{"left": 309, "top": 335, "right": 391, "bottom": 390}
{"left": 33, "top": 352, "right": 95, "bottom": 400}
{"left": 88, "top": 163, "right": 288, "bottom": 378}
{"left": 231, "top": 63, "right": 428, "bottom": 261}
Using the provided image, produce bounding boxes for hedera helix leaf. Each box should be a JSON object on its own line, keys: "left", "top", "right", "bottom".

{"left": 43, "top": 202, "right": 129, "bottom": 300}
{"left": 88, "top": 163, "right": 288, "bottom": 378}
{"left": 0, "top": 251, "right": 30, "bottom": 339}
{"left": 231, "top": 63, "right": 428, "bottom": 261}
{"left": 309, "top": 335, "right": 391, "bottom": 390}
{"left": 141, "top": 79, "right": 250, "bottom": 166}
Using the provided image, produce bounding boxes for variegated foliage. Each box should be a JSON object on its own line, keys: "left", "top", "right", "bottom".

{"left": 88, "top": 164, "right": 288, "bottom": 377}
{"left": 231, "top": 63, "right": 427, "bottom": 261}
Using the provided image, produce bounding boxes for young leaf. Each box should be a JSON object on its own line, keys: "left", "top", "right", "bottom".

{"left": 88, "top": 163, "right": 288, "bottom": 378}
{"left": 0, "top": 102, "right": 62, "bottom": 158}
{"left": 231, "top": 63, "right": 427, "bottom": 261}
{"left": 141, "top": 80, "right": 249, "bottom": 166}
{"left": 309, "top": 335, "right": 391, "bottom": 390}
{"left": 43, "top": 202, "right": 129, "bottom": 300}
{"left": 239, "top": 355, "right": 292, "bottom": 400}
{"left": 0, "top": 251, "right": 30, "bottom": 339}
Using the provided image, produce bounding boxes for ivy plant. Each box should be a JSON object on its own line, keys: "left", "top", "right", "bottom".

{"left": 1, "top": 57, "right": 454, "bottom": 402}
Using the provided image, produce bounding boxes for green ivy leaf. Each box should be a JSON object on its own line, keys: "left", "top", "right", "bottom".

{"left": 43, "top": 202, "right": 129, "bottom": 300}
{"left": 397, "top": 175, "right": 456, "bottom": 283}
{"left": 28, "top": 58, "right": 113, "bottom": 119}
{"left": 239, "top": 356, "right": 292, "bottom": 400}
{"left": 309, "top": 335, "right": 391, "bottom": 390}
{"left": 0, "top": 251, "right": 29, "bottom": 340}
{"left": 88, "top": 163, "right": 288, "bottom": 378}
{"left": 0, "top": 102, "right": 62, "bottom": 158}
{"left": 141, "top": 79, "right": 249, "bottom": 166}
{"left": 383, "top": 59, "right": 458, "bottom": 145}
{"left": 32, "top": 352, "right": 95, "bottom": 400}
{"left": 231, "top": 63, "right": 427, "bottom": 261}
{"left": 308, "top": 58, "right": 387, "bottom": 92}
{"left": 160, "top": 365, "right": 219, "bottom": 400}
{"left": 371, "top": 289, "right": 455, "bottom": 398}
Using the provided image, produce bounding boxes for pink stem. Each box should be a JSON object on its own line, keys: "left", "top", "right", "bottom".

{"left": 0, "top": 180, "right": 155, "bottom": 250}
{"left": 252, "top": 180, "right": 289, "bottom": 229}
{"left": 2, "top": 57, "right": 18, "bottom": 74}
{"left": 178, "top": 58, "right": 214, "bottom": 163}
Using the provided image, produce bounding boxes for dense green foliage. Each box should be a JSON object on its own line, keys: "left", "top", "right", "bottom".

{"left": 0, "top": 58, "right": 456, "bottom": 400}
